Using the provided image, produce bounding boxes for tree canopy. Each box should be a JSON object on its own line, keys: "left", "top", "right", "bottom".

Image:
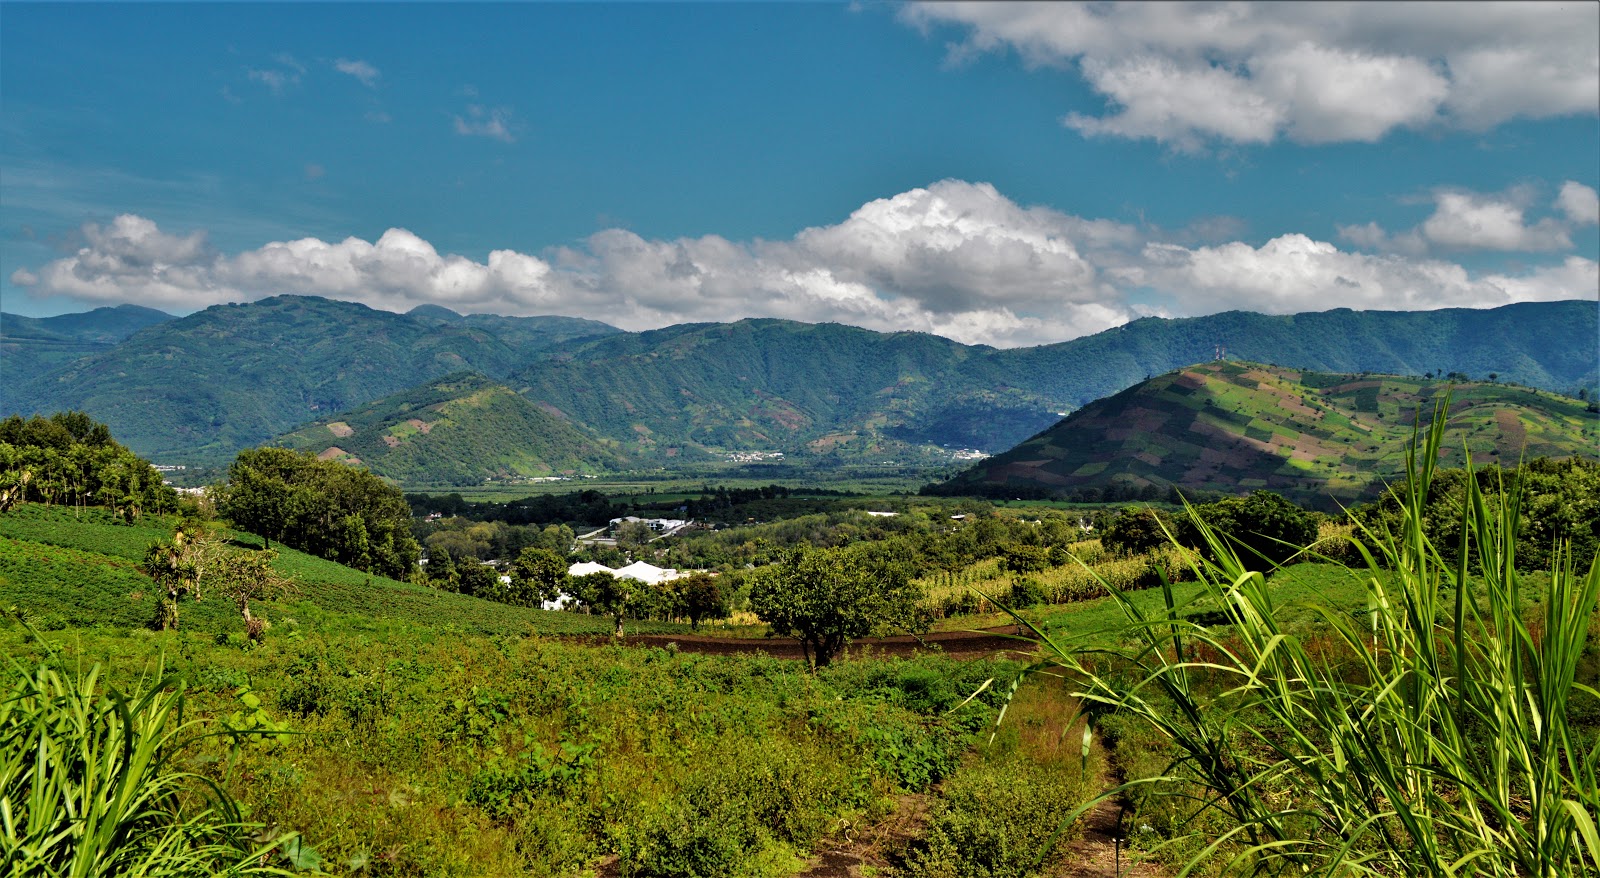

{"left": 0, "top": 412, "right": 175, "bottom": 518}
{"left": 218, "top": 447, "right": 420, "bottom": 580}
{"left": 749, "top": 545, "right": 925, "bottom": 668}
{"left": 1178, "top": 491, "right": 1318, "bottom": 568}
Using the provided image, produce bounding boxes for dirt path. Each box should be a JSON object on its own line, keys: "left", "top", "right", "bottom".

{"left": 1053, "top": 793, "right": 1160, "bottom": 878}
{"left": 604, "top": 625, "right": 1037, "bottom": 660}
{"left": 792, "top": 792, "right": 931, "bottom": 878}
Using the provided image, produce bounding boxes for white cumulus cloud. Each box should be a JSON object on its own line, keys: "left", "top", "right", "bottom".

{"left": 1340, "top": 184, "right": 1591, "bottom": 254}
{"left": 903, "top": 1, "right": 1598, "bottom": 148}
{"left": 1557, "top": 181, "right": 1600, "bottom": 225}
{"left": 11, "top": 182, "right": 1597, "bottom": 347}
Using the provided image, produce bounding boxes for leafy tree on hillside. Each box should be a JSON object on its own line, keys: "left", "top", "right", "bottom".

{"left": 510, "top": 547, "right": 568, "bottom": 607}
{"left": 677, "top": 573, "right": 726, "bottom": 631}
{"left": 570, "top": 571, "right": 633, "bottom": 638}
{"left": 139, "top": 519, "right": 294, "bottom": 639}
{"left": 219, "top": 447, "right": 420, "bottom": 580}
{"left": 0, "top": 412, "right": 174, "bottom": 518}
{"left": 211, "top": 549, "right": 296, "bottom": 642}
{"left": 749, "top": 546, "right": 926, "bottom": 668}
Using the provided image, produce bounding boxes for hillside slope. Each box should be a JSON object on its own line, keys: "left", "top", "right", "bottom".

{"left": 6, "top": 296, "right": 1594, "bottom": 469}
{"left": 515, "top": 301, "right": 1600, "bottom": 461}
{"left": 17, "top": 296, "right": 620, "bottom": 462}
{"left": 277, "top": 372, "right": 625, "bottom": 484}
{"left": 1, "top": 304, "right": 175, "bottom": 398}
{"left": 514, "top": 318, "right": 1059, "bottom": 460}
{"left": 941, "top": 360, "right": 1600, "bottom": 507}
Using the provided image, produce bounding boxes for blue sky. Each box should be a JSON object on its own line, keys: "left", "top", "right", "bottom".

{"left": 3, "top": 2, "right": 1597, "bottom": 346}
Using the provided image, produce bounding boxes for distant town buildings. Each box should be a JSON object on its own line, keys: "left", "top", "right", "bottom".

{"left": 609, "top": 515, "right": 689, "bottom": 535}
{"left": 724, "top": 451, "right": 784, "bottom": 463}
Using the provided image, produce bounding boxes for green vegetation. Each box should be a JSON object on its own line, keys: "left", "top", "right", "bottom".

{"left": 945, "top": 359, "right": 1599, "bottom": 507}
{"left": 0, "top": 503, "right": 654, "bottom": 638}
{"left": 14, "top": 296, "right": 1594, "bottom": 477}
{"left": 0, "top": 602, "right": 1037, "bottom": 877}
{"left": 1354, "top": 454, "right": 1599, "bottom": 572}
{"left": 1, "top": 629, "right": 290, "bottom": 877}
{"left": 0, "top": 411, "right": 177, "bottom": 518}
{"left": 750, "top": 545, "right": 927, "bottom": 667}
{"left": 220, "top": 447, "right": 421, "bottom": 580}
{"left": 16, "top": 296, "right": 619, "bottom": 463}
{"left": 0, "top": 303, "right": 173, "bottom": 401}
{"left": 276, "top": 372, "right": 624, "bottom": 485}
{"left": 1028, "top": 416, "right": 1600, "bottom": 875}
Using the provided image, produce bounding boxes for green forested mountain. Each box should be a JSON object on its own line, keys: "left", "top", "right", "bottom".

{"left": 987, "top": 300, "right": 1600, "bottom": 412}
{"left": 1, "top": 304, "right": 174, "bottom": 394}
{"left": 938, "top": 360, "right": 1600, "bottom": 507}
{"left": 512, "top": 301, "right": 1599, "bottom": 461}
{"left": 13, "top": 296, "right": 620, "bottom": 462}
{"left": 403, "top": 304, "right": 619, "bottom": 351}
{"left": 512, "top": 318, "right": 1061, "bottom": 460}
{"left": 276, "top": 372, "right": 624, "bottom": 484}
{"left": 5, "top": 295, "right": 1594, "bottom": 470}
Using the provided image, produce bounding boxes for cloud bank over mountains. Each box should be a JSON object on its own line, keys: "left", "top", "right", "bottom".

{"left": 903, "top": 2, "right": 1599, "bottom": 150}
{"left": 11, "top": 180, "right": 1595, "bottom": 348}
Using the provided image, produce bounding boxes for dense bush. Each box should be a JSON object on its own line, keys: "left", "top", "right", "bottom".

{"left": 901, "top": 755, "right": 1086, "bottom": 878}
{"left": 1178, "top": 490, "right": 1318, "bottom": 568}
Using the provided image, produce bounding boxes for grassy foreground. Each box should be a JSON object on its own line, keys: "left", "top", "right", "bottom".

{"left": 0, "top": 500, "right": 1099, "bottom": 878}
{"left": 1029, "top": 421, "right": 1600, "bottom": 876}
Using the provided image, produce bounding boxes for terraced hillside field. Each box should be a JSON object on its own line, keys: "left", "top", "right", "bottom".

{"left": 946, "top": 361, "right": 1600, "bottom": 507}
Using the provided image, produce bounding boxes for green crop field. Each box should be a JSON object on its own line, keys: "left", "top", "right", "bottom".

{"left": 0, "top": 503, "right": 685, "bottom": 639}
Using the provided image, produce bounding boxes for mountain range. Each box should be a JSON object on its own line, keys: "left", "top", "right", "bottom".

{"left": 938, "top": 360, "right": 1599, "bottom": 507}
{"left": 4, "top": 295, "right": 1596, "bottom": 474}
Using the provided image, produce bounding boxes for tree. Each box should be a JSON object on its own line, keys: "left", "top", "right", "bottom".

{"left": 426, "top": 551, "right": 459, "bottom": 591}
{"left": 749, "top": 546, "right": 925, "bottom": 668}
{"left": 211, "top": 549, "right": 296, "bottom": 642}
{"left": 1179, "top": 490, "right": 1317, "bottom": 569}
{"left": 615, "top": 519, "right": 655, "bottom": 553}
{"left": 1000, "top": 543, "right": 1051, "bottom": 575}
{"left": 1102, "top": 507, "right": 1176, "bottom": 557}
{"left": 570, "top": 571, "right": 632, "bottom": 637}
{"left": 219, "top": 447, "right": 420, "bottom": 579}
{"left": 510, "top": 547, "right": 568, "bottom": 607}
{"left": 677, "top": 573, "right": 726, "bottom": 631}
{"left": 455, "top": 561, "right": 498, "bottom": 599}
{"left": 141, "top": 537, "right": 197, "bottom": 631}
{"left": 140, "top": 519, "right": 295, "bottom": 640}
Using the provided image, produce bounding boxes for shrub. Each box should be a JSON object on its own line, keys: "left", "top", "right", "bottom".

{"left": 901, "top": 755, "right": 1085, "bottom": 878}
